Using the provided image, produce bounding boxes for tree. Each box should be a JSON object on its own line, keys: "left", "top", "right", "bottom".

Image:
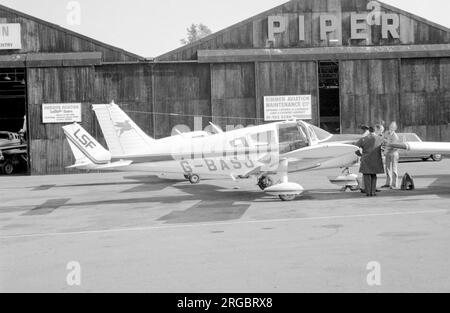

{"left": 180, "top": 24, "right": 212, "bottom": 45}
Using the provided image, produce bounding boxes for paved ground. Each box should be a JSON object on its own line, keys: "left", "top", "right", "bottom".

{"left": 0, "top": 160, "right": 449, "bottom": 293}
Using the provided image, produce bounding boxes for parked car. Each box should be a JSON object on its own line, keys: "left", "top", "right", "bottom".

{"left": 0, "top": 131, "right": 22, "bottom": 147}
{"left": 397, "top": 133, "right": 443, "bottom": 162}
{"left": 0, "top": 131, "right": 28, "bottom": 175}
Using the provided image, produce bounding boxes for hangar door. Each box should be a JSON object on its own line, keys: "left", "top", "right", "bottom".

{"left": 318, "top": 61, "right": 341, "bottom": 134}
{"left": 0, "top": 68, "right": 28, "bottom": 175}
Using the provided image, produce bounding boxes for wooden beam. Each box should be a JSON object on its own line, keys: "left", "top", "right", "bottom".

{"left": 26, "top": 52, "right": 102, "bottom": 67}
{"left": 198, "top": 44, "right": 450, "bottom": 63}
{"left": 0, "top": 54, "right": 27, "bottom": 67}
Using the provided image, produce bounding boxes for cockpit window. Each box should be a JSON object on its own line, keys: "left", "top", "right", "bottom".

{"left": 309, "top": 125, "right": 332, "bottom": 142}
{"left": 278, "top": 123, "right": 309, "bottom": 154}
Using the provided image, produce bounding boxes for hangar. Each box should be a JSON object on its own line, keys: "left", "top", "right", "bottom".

{"left": 1, "top": 0, "right": 450, "bottom": 175}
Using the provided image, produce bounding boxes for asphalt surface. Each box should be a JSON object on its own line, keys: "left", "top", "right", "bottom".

{"left": 0, "top": 160, "right": 449, "bottom": 293}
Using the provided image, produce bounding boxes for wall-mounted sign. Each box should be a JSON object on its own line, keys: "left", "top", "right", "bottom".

{"left": 264, "top": 95, "right": 312, "bottom": 121}
{"left": 42, "top": 103, "right": 82, "bottom": 124}
{"left": 0, "top": 24, "right": 22, "bottom": 50}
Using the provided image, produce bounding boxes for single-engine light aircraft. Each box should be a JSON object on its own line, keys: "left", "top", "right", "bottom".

{"left": 63, "top": 102, "right": 365, "bottom": 201}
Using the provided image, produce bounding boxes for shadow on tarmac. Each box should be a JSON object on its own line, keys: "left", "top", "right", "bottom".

{"left": 18, "top": 174, "right": 450, "bottom": 224}
{"left": 303, "top": 174, "right": 450, "bottom": 201}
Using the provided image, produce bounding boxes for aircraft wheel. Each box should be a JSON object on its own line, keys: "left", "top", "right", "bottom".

{"left": 432, "top": 154, "right": 443, "bottom": 162}
{"left": 1, "top": 161, "right": 14, "bottom": 175}
{"left": 279, "top": 194, "right": 297, "bottom": 201}
{"left": 257, "top": 176, "right": 274, "bottom": 190}
{"left": 188, "top": 174, "right": 200, "bottom": 184}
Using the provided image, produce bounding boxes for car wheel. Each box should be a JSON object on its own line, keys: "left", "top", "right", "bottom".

{"left": 1, "top": 161, "right": 14, "bottom": 175}
{"left": 432, "top": 154, "right": 443, "bottom": 162}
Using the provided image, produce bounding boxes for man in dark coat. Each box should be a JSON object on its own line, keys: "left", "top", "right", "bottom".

{"left": 355, "top": 127, "right": 385, "bottom": 197}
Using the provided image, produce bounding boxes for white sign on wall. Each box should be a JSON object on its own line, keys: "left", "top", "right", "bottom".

{"left": 42, "top": 103, "right": 82, "bottom": 124}
{"left": 264, "top": 95, "right": 312, "bottom": 121}
{"left": 0, "top": 24, "right": 22, "bottom": 50}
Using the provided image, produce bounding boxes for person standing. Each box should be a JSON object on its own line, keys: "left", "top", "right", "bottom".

{"left": 355, "top": 127, "right": 385, "bottom": 197}
{"left": 361, "top": 125, "right": 370, "bottom": 137}
{"left": 375, "top": 123, "right": 385, "bottom": 137}
{"left": 358, "top": 125, "right": 370, "bottom": 193}
{"left": 382, "top": 122, "right": 400, "bottom": 189}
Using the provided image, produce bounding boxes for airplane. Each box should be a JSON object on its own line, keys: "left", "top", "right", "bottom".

{"left": 62, "top": 102, "right": 362, "bottom": 201}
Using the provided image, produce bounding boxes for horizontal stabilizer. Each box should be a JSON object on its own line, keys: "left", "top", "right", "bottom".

{"left": 66, "top": 160, "right": 133, "bottom": 170}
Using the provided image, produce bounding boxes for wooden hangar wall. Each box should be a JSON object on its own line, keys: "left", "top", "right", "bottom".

{"left": 156, "top": 0, "right": 450, "bottom": 143}
{"left": 27, "top": 64, "right": 153, "bottom": 175}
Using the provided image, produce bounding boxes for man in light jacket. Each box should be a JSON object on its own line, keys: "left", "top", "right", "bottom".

{"left": 382, "top": 122, "right": 400, "bottom": 189}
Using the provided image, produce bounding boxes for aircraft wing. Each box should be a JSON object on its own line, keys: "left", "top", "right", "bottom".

{"left": 389, "top": 142, "right": 450, "bottom": 154}
{"left": 282, "top": 143, "right": 360, "bottom": 172}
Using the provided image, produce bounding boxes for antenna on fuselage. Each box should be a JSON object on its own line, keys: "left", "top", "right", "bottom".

{"left": 209, "top": 122, "right": 224, "bottom": 134}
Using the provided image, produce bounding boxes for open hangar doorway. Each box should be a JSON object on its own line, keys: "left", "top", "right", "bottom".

{"left": 318, "top": 61, "right": 341, "bottom": 134}
{"left": 0, "top": 68, "right": 29, "bottom": 175}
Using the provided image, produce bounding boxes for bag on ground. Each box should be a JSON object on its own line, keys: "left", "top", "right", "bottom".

{"left": 401, "top": 173, "right": 415, "bottom": 191}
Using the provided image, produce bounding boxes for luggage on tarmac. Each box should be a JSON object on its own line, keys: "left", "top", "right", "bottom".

{"left": 401, "top": 173, "right": 415, "bottom": 191}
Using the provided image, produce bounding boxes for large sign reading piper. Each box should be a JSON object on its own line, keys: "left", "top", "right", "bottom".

{"left": 0, "top": 23, "right": 22, "bottom": 50}
{"left": 267, "top": 1, "right": 400, "bottom": 45}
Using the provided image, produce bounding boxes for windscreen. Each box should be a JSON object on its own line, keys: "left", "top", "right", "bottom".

{"left": 309, "top": 125, "right": 333, "bottom": 142}
{"left": 278, "top": 123, "right": 309, "bottom": 154}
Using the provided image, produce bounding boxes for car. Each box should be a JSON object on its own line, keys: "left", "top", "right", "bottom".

{"left": 0, "top": 131, "right": 27, "bottom": 175}
{"left": 397, "top": 133, "right": 443, "bottom": 162}
{"left": 0, "top": 131, "right": 22, "bottom": 148}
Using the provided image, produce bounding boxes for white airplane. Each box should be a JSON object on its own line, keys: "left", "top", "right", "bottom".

{"left": 62, "top": 102, "right": 362, "bottom": 201}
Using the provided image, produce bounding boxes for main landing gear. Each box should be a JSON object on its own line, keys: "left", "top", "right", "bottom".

{"left": 184, "top": 174, "right": 200, "bottom": 184}
{"left": 257, "top": 175, "right": 274, "bottom": 191}
{"left": 258, "top": 160, "right": 305, "bottom": 201}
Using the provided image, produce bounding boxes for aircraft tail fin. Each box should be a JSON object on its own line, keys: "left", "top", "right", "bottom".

{"left": 92, "top": 101, "right": 155, "bottom": 157}
{"left": 63, "top": 123, "right": 111, "bottom": 168}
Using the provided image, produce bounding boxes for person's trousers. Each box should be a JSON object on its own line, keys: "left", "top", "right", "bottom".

{"left": 385, "top": 152, "right": 399, "bottom": 188}
{"left": 363, "top": 174, "right": 378, "bottom": 196}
